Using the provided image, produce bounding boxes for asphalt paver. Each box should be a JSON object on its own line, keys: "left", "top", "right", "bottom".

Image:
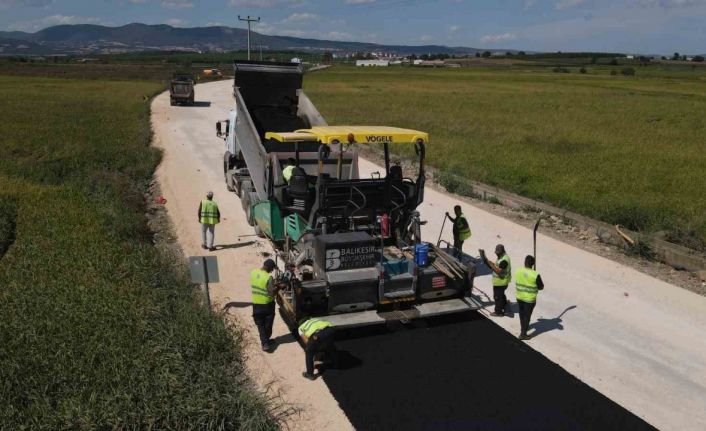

{"left": 323, "top": 312, "right": 655, "bottom": 431}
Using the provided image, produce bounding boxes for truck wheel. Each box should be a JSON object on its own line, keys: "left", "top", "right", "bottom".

{"left": 170, "top": 99, "right": 176, "bottom": 106}
{"left": 225, "top": 170, "right": 236, "bottom": 192}
{"left": 239, "top": 180, "right": 253, "bottom": 207}
{"left": 245, "top": 192, "right": 259, "bottom": 227}
{"left": 223, "top": 152, "right": 232, "bottom": 178}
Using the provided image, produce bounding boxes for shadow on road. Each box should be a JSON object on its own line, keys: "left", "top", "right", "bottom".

{"left": 222, "top": 301, "right": 250, "bottom": 311}
{"left": 529, "top": 305, "right": 577, "bottom": 338}
{"left": 190, "top": 101, "right": 211, "bottom": 107}
{"left": 215, "top": 241, "right": 257, "bottom": 250}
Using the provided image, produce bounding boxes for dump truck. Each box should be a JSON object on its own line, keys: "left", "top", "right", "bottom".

{"left": 216, "top": 60, "right": 481, "bottom": 329}
{"left": 169, "top": 73, "right": 195, "bottom": 106}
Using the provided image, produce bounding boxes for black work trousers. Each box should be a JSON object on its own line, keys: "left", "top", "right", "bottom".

{"left": 305, "top": 327, "right": 336, "bottom": 375}
{"left": 493, "top": 285, "right": 508, "bottom": 314}
{"left": 453, "top": 237, "right": 464, "bottom": 257}
{"left": 252, "top": 302, "right": 276, "bottom": 347}
{"left": 517, "top": 300, "right": 536, "bottom": 336}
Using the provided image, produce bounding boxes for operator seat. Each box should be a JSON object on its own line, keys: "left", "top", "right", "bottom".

{"left": 285, "top": 167, "right": 310, "bottom": 214}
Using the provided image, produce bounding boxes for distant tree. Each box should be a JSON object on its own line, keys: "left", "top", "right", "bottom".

{"left": 364, "top": 52, "right": 373, "bottom": 59}
{"left": 693, "top": 55, "right": 705, "bottom": 62}
{"left": 590, "top": 56, "right": 598, "bottom": 64}
{"left": 609, "top": 58, "right": 618, "bottom": 66}
{"left": 518, "top": 51, "right": 526, "bottom": 56}
{"left": 621, "top": 67, "right": 636, "bottom": 76}
{"left": 322, "top": 52, "right": 333, "bottom": 63}
{"left": 580, "top": 67, "right": 587, "bottom": 74}
{"left": 681, "top": 55, "right": 688, "bottom": 61}
{"left": 421, "top": 54, "right": 429, "bottom": 60}
{"left": 661, "top": 56, "right": 667, "bottom": 60}
{"left": 475, "top": 52, "right": 481, "bottom": 58}
{"left": 482, "top": 51, "right": 492, "bottom": 58}
{"left": 672, "top": 52, "right": 680, "bottom": 60}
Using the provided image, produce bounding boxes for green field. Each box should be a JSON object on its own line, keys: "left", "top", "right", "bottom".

{"left": 0, "top": 76, "right": 276, "bottom": 429}
{"left": 305, "top": 66, "right": 706, "bottom": 249}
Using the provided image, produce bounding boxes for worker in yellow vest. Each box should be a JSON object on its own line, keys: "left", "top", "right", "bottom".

{"left": 198, "top": 191, "right": 220, "bottom": 251}
{"left": 515, "top": 255, "right": 544, "bottom": 340}
{"left": 446, "top": 205, "right": 471, "bottom": 257}
{"left": 282, "top": 158, "right": 296, "bottom": 183}
{"left": 251, "top": 259, "right": 282, "bottom": 352}
{"left": 299, "top": 316, "right": 336, "bottom": 380}
{"left": 484, "top": 244, "right": 512, "bottom": 316}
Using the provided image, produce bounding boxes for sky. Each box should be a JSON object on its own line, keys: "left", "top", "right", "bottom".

{"left": 0, "top": 0, "right": 705, "bottom": 54}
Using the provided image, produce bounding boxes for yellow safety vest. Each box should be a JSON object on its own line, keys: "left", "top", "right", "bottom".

{"left": 282, "top": 165, "right": 295, "bottom": 182}
{"left": 199, "top": 199, "right": 219, "bottom": 225}
{"left": 492, "top": 254, "right": 512, "bottom": 287}
{"left": 455, "top": 214, "right": 472, "bottom": 241}
{"left": 515, "top": 267, "right": 539, "bottom": 303}
{"left": 298, "top": 317, "right": 332, "bottom": 338}
{"left": 251, "top": 268, "right": 274, "bottom": 305}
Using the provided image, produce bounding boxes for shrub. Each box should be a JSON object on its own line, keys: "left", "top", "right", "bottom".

{"left": 621, "top": 67, "right": 636, "bottom": 76}
{"left": 580, "top": 67, "right": 587, "bottom": 74}
{"left": 610, "top": 70, "right": 618, "bottom": 76}
{"left": 553, "top": 67, "right": 570, "bottom": 73}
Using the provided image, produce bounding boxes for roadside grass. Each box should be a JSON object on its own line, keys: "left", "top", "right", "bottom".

{"left": 305, "top": 66, "right": 706, "bottom": 248}
{"left": 0, "top": 76, "right": 276, "bottom": 429}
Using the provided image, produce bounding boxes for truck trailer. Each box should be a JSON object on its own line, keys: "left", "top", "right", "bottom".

{"left": 217, "top": 60, "right": 481, "bottom": 329}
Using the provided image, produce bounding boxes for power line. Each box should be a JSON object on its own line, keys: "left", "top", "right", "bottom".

{"left": 237, "top": 15, "right": 260, "bottom": 60}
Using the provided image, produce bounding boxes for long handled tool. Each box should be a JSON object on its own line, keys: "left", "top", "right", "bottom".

{"left": 533, "top": 217, "right": 542, "bottom": 269}
{"left": 436, "top": 214, "right": 448, "bottom": 246}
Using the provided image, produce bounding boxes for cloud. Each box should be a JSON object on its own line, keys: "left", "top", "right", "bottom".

{"left": 0, "top": 0, "right": 53, "bottom": 6}
{"left": 345, "top": 0, "right": 377, "bottom": 4}
{"left": 523, "top": 0, "right": 537, "bottom": 10}
{"left": 481, "top": 32, "right": 517, "bottom": 44}
{"left": 161, "top": 0, "right": 193, "bottom": 9}
{"left": 449, "top": 25, "right": 460, "bottom": 32}
{"left": 164, "top": 18, "right": 187, "bottom": 27}
{"left": 8, "top": 14, "right": 102, "bottom": 31}
{"left": 282, "top": 12, "right": 319, "bottom": 22}
{"left": 632, "top": 0, "right": 706, "bottom": 7}
{"left": 555, "top": 0, "right": 586, "bottom": 10}
{"left": 420, "top": 34, "right": 435, "bottom": 42}
{"left": 229, "top": 0, "right": 306, "bottom": 7}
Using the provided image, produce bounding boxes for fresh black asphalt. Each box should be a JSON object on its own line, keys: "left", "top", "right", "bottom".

{"left": 321, "top": 312, "right": 655, "bottom": 431}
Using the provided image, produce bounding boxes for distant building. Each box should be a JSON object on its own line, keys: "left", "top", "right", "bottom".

{"left": 413, "top": 59, "right": 423, "bottom": 65}
{"left": 626, "top": 55, "right": 635, "bottom": 59}
{"left": 356, "top": 59, "right": 389, "bottom": 67}
{"left": 291, "top": 57, "right": 302, "bottom": 64}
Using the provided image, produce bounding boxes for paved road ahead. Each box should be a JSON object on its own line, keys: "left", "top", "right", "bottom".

{"left": 152, "top": 79, "right": 706, "bottom": 430}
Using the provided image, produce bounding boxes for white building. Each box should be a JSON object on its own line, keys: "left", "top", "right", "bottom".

{"left": 291, "top": 57, "right": 302, "bottom": 64}
{"left": 356, "top": 60, "right": 389, "bottom": 67}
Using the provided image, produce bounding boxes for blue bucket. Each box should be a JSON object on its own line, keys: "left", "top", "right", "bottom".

{"left": 414, "top": 243, "right": 429, "bottom": 267}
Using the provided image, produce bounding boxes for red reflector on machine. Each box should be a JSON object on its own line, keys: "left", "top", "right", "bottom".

{"left": 432, "top": 276, "right": 446, "bottom": 289}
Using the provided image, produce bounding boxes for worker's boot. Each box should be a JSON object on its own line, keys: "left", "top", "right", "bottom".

{"left": 302, "top": 371, "right": 317, "bottom": 381}
{"left": 518, "top": 333, "right": 532, "bottom": 341}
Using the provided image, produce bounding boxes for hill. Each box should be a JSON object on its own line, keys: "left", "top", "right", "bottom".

{"left": 0, "top": 23, "right": 497, "bottom": 56}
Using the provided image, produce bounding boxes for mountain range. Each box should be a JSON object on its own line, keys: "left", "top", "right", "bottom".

{"left": 0, "top": 23, "right": 495, "bottom": 57}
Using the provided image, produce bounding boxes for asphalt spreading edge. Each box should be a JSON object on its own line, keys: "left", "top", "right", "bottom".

{"left": 320, "top": 312, "right": 656, "bottom": 431}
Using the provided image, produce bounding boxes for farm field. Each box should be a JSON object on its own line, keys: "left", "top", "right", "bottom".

{"left": 0, "top": 76, "right": 275, "bottom": 429}
{"left": 305, "top": 66, "right": 706, "bottom": 249}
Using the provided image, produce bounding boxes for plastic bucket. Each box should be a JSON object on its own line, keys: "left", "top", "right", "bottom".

{"left": 414, "top": 243, "right": 429, "bottom": 267}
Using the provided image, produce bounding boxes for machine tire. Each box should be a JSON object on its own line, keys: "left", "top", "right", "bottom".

{"left": 254, "top": 224, "right": 265, "bottom": 238}
{"left": 223, "top": 152, "right": 232, "bottom": 178}
{"left": 245, "top": 192, "right": 260, "bottom": 227}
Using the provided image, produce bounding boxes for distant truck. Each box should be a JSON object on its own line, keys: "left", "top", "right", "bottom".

{"left": 202, "top": 68, "right": 222, "bottom": 78}
{"left": 169, "top": 73, "right": 195, "bottom": 106}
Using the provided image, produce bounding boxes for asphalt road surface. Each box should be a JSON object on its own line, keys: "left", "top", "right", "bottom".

{"left": 152, "top": 79, "right": 706, "bottom": 430}
{"left": 324, "top": 313, "right": 654, "bottom": 431}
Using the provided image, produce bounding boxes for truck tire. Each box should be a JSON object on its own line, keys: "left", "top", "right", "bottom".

{"left": 244, "top": 191, "right": 259, "bottom": 227}
{"left": 225, "top": 169, "right": 236, "bottom": 192}
{"left": 239, "top": 180, "right": 253, "bottom": 207}
{"left": 170, "top": 99, "right": 176, "bottom": 106}
{"left": 223, "top": 152, "right": 233, "bottom": 179}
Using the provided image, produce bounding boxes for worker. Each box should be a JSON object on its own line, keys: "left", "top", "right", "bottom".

{"left": 299, "top": 316, "right": 336, "bottom": 380}
{"left": 483, "top": 244, "right": 512, "bottom": 317}
{"left": 251, "top": 259, "right": 282, "bottom": 352}
{"left": 198, "top": 191, "right": 220, "bottom": 251}
{"left": 515, "top": 255, "right": 544, "bottom": 340}
{"left": 282, "top": 158, "right": 297, "bottom": 183}
{"left": 445, "top": 205, "right": 471, "bottom": 257}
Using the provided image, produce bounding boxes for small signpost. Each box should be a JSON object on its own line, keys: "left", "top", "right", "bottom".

{"left": 189, "top": 256, "right": 219, "bottom": 309}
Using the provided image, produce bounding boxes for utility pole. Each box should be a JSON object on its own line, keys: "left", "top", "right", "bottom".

{"left": 238, "top": 15, "right": 260, "bottom": 60}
